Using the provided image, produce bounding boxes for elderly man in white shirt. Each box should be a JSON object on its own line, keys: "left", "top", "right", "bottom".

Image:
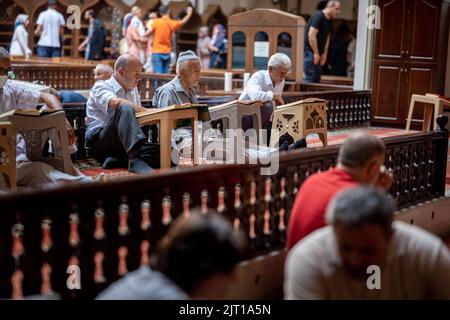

{"left": 285, "top": 186, "right": 450, "bottom": 300}
{"left": 86, "top": 53, "right": 159, "bottom": 173}
{"left": 0, "top": 47, "right": 92, "bottom": 188}
{"left": 34, "top": 0, "right": 65, "bottom": 58}
{"left": 239, "top": 53, "right": 291, "bottom": 133}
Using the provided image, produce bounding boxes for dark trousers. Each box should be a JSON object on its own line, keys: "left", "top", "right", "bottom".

{"left": 242, "top": 101, "right": 274, "bottom": 131}
{"left": 37, "top": 46, "right": 61, "bottom": 58}
{"left": 304, "top": 50, "right": 323, "bottom": 84}
{"left": 242, "top": 101, "right": 274, "bottom": 145}
{"left": 86, "top": 104, "right": 160, "bottom": 168}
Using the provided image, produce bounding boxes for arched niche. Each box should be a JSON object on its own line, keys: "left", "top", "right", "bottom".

{"left": 231, "top": 31, "right": 246, "bottom": 69}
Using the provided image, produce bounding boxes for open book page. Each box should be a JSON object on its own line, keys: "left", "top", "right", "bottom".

{"left": 135, "top": 103, "right": 209, "bottom": 120}
{"left": 13, "top": 107, "right": 59, "bottom": 116}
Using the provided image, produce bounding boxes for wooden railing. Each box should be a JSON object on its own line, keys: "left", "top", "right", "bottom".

{"left": 12, "top": 64, "right": 95, "bottom": 91}
{"left": 0, "top": 117, "right": 447, "bottom": 299}
{"left": 283, "top": 90, "right": 372, "bottom": 130}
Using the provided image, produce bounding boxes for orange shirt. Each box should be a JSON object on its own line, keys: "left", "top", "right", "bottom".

{"left": 151, "top": 16, "right": 182, "bottom": 54}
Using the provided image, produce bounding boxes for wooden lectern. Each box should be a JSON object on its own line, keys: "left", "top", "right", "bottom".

{"left": 270, "top": 98, "right": 328, "bottom": 148}
{"left": 136, "top": 103, "right": 208, "bottom": 169}
{"left": 207, "top": 100, "right": 264, "bottom": 143}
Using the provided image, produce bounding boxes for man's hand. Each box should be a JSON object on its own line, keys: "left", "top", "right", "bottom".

{"left": 65, "top": 119, "right": 76, "bottom": 146}
{"left": 186, "top": 6, "right": 193, "bottom": 15}
{"left": 77, "top": 44, "right": 84, "bottom": 51}
{"left": 134, "top": 105, "right": 149, "bottom": 113}
{"left": 313, "top": 53, "right": 320, "bottom": 65}
{"left": 319, "top": 54, "right": 327, "bottom": 66}
{"left": 375, "top": 165, "right": 394, "bottom": 191}
{"left": 274, "top": 94, "right": 284, "bottom": 106}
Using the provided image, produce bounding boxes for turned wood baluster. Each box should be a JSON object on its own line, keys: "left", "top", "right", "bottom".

{"left": 68, "top": 213, "right": 80, "bottom": 248}
{"left": 117, "top": 246, "right": 128, "bottom": 276}
{"left": 217, "top": 187, "right": 226, "bottom": 214}
{"left": 94, "top": 208, "right": 105, "bottom": 240}
{"left": 141, "top": 200, "right": 152, "bottom": 231}
{"left": 41, "top": 218, "right": 53, "bottom": 253}
{"left": 201, "top": 190, "right": 208, "bottom": 214}
{"left": 263, "top": 179, "right": 272, "bottom": 236}
{"left": 40, "top": 263, "right": 53, "bottom": 295}
{"left": 161, "top": 196, "right": 172, "bottom": 226}
{"left": 11, "top": 269, "right": 24, "bottom": 300}
{"left": 182, "top": 193, "right": 191, "bottom": 218}
{"left": 233, "top": 184, "right": 242, "bottom": 231}
{"left": 11, "top": 223, "right": 25, "bottom": 260}
{"left": 140, "top": 240, "right": 150, "bottom": 266}
{"left": 93, "top": 251, "right": 106, "bottom": 284}
{"left": 118, "top": 203, "right": 129, "bottom": 236}
{"left": 279, "top": 177, "right": 287, "bottom": 232}
{"left": 249, "top": 182, "right": 257, "bottom": 240}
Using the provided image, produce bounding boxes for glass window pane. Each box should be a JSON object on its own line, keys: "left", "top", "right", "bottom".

{"left": 277, "top": 32, "right": 292, "bottom": 58}
{"left": 232, "top": 31, "right": 246, "bottom": 69}
{"left": 254, "top": 31, "right": 269, "bottom": 70}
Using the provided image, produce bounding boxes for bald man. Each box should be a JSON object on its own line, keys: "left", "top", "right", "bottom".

{"left": 86, "top": 53, "right": 160, "bottom": 173}
{"left": 93, "top": 63, "right": 113, "bottom": 81}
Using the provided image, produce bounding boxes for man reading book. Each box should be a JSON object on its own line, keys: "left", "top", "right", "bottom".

{"left": 86, "top": 53, "right": 160, "bottom": 173}
{"left": 0, "top": 47, "right": 92, "bottom": 188}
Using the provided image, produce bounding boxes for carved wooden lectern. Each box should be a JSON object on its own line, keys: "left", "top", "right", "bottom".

{"left": 270, "top": 98, "right": 328, "bottom": 149}
{"left": 136, "top": 103, "right": 208, "bottom": 169}
{"left": 207, "top": 99, "right": 264, "bottom": 143}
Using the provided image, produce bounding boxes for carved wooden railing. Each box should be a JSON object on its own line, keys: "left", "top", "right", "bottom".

{"left": 12, "top": 64, "right": 95, "bottom": 91}
{"left": 0, "top": 118, "right": 447, "bottom": 300}
{"left": 283, "top": 90, "right": 372, "bottom": 130}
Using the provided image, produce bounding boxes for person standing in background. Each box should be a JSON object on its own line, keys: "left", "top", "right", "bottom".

{"left": 196, "top": 26, "right": 211, "bottom": 69}
{"left": 35, "top": 0, "right": 65, "bottom": 58}
{"left": 208, "top": 24, "right": 227, "bottom": 69}
{"left": 143, "top": 12, "right": 158, "bottom": 72}
{"left": 10, "top": 14, "right": 32, "bottom": 58}
{"left": 303, "top": 0, "right": 341, "bottom": 83}
{"left": 150, "top": 5, "right": 193, "bottom": 74}
{"left": 78, "top": 9, "right": 106, "bottom": 61}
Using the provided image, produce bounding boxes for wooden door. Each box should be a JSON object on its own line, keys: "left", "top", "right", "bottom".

{"left": 374, "top": 0, "right": 408, "bottom": 62}
{"left": 401, "top": 63, "right": 436, "bottom": 124}
{"left": 406, "top": 0, "right": 441, "bottom": 64}
{"left": 371, "top": 61, "right": 405, "bottom": 124}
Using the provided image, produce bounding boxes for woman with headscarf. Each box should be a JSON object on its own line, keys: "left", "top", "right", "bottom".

{"left": 10, "top": 14, "right": 32, "bottom": 58}
{"left": 196, "top": 26, "right": 211, "bottom": 69}
{"left": 208, "top": 24, "right": 227, "bottom": 69}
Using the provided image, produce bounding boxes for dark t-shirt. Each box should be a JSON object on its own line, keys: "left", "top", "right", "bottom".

{"left": 304, "top": 11, "right": 332, "bottom": 55}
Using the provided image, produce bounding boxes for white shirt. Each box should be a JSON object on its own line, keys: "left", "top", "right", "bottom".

{"left": 10, "top": 25, "right": 32, "bottom": 56}
{"left": 0, "top": 80, "right": 41, "bottom": 162}
{"left": 239, "top": 70, "right": 285, "bottom": 103}
{"left": 130, "top": 16, "right": 146, "bottom": 37}
{"left": 36, "top": 8, "right": 65, "bottom": 47}
{"left": 285, "top": 221, "right": 450, "bottom": 299}
{"left": 86, "top": 76, "right": 141, "bottom": 139}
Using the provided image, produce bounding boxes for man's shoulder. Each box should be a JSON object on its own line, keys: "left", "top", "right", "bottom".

{"left": 392, "top": 221, "right": 445, "bottom": 253}
{"left": 289, "top": 226, "right": 334, "bottom": 261}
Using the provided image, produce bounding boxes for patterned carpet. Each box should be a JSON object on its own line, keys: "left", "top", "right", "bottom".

{"left": 76, "top": 127, "right": 450, "bottom": 192}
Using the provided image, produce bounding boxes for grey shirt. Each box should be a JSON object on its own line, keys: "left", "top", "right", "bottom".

{"left": 96, "top": 266, "right": 188, "bottom": 300}
{"left": 285, "top": 221, "right": 450, "bottom": 300}
{"left": 152, "top": 76, "right": 198, "bottom": 108}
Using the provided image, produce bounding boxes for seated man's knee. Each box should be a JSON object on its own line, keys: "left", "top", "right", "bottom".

{"left": 117, "top": 104, "right": 134, "bottom": 114}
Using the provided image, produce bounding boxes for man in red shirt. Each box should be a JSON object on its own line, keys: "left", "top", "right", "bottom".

{"left": 287, "top": 131, "right": 393, "bottom": 250}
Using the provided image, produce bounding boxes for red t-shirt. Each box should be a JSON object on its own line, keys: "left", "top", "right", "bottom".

{"left": 287, "top": 167, "right": 357, "bottom": 250}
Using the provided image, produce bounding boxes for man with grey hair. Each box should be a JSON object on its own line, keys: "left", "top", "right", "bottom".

{"left": 239, "top": 52, "right": 292, "bottom": 132}
{"left": 152, "top": 50, "right": 202, "bottom": 152}
{"left": 86, "top": 53, "right": 159, "bottom": 173}
{"left": 287, "top": 131, "right": 393, "bottom": 249}
{"left": 285, "top": 186, "right": 450, "bottom": 299}
{"left": 304, "top": 0, "right": 341, "bottom": 83}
